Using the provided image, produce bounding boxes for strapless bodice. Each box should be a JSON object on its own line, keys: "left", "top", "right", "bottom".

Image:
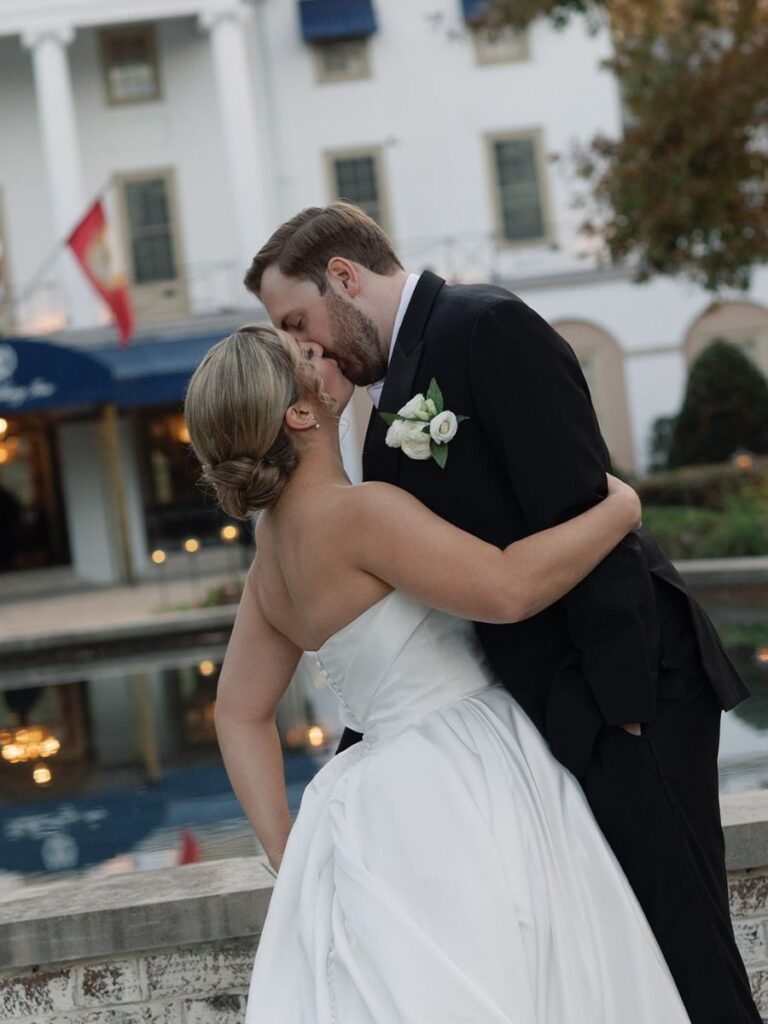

{"left": 312, "top": 591, "right": 497, "bottom": 743}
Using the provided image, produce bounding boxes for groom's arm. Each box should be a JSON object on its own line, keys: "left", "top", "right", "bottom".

{"left": 469, "top": 298, "right": 659, "bottom": 727}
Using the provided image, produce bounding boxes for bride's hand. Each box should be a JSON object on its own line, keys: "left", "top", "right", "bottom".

{"left": 606, "top": 474, "right": 642, "bottom": 531}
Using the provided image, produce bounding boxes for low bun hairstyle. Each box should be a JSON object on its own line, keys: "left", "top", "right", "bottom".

{"left": 184, "top": 325, "right": 310, "bottom": 517}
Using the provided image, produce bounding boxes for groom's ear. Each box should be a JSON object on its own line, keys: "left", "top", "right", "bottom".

{"left": 327, "top": 257, "right": 362, "bottom": 298}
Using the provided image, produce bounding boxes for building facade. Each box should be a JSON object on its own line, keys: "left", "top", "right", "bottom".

{"left": 0, "top": 0, "right": 767, "bottom": 588}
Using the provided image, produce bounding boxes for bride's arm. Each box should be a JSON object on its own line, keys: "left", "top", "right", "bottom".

{"left": 348, "top": 474, "right": 641, "bottom": 625}
{"left": 214, "top": 570, "right": 302, "bottom": 870}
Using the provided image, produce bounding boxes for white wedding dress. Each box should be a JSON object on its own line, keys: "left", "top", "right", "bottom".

{"left": 245, "top": 591, "right": 690, "bottom": 1023}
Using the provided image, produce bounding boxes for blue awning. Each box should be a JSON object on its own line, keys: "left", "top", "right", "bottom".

{"left": 93, "top": 334, "right": 220, "bottom": 408}
{"left": 0, "top": 332, "right": 223, "bottom": 414}
{"left": 0, "top": 338, "right": 113, "bottom": 414}
{"left": 299, "top": 0, "right": 377, "bottom": 42}
{"left": 461, "top": 0, "right": 491, "bottom": 23}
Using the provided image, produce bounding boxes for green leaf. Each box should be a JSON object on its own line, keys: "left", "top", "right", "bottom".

{"left": 379, "top": 412, "right": 399, "bottom": 426}
{"left": 426, "top": 378, "right": 444, "bottom": 414}
{"left": 456, "top": 415, "right": 470, "bottom": 423}
{"left": 431, "top": 441, "right": 449, "bottom": 469}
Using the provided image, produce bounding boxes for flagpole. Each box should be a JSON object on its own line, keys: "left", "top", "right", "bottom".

{"left": 0, "top": 173, "right": 115, "bottom": 335}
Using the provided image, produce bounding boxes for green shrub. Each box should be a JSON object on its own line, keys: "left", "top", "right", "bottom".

{"left": 643, "top": 486, "right": 768, "bottom": 558}
{"left": 638, "top": 458, "right": 768, "bottom": 510}
{"left": 703, "top": 486, "right": 768, "bottom": 557}
{"left": 668, "top": 339, "right": 768, "bottom": 468}
{"left": 642, "top": 506, "right": 723, "bottom": 559}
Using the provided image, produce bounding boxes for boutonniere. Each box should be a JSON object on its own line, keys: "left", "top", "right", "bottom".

{"left": 380, "top": 378, "right": 468, "bottom": 469}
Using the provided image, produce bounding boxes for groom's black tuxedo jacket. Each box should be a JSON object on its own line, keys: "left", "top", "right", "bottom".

{"left": 354, "top": 271, "right": 748, "bottom": 777}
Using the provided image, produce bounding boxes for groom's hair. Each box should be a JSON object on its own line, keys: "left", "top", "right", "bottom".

{"left": 244, "top": 202, "right": 403, "bottom": 298}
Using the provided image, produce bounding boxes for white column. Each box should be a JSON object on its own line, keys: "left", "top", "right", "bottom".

{"left": 58, "top": 420, "right": 121, "bottom": 584}
{"left": 200, "top": 3, "right": 271, "bottom": 275}
{"left": 22, "top": 25, "right": 96, "bottom": 329}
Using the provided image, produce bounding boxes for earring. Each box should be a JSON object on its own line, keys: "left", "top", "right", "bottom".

{"left": 314, "top": 420, "right": 320, "bottom": 430}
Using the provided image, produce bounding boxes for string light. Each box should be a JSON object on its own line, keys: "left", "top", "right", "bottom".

{"left": 307, "top": 725, "right": 325, "bottom": 748}
{"left": 33, "top": 764, "right": 52, "bottom": 785}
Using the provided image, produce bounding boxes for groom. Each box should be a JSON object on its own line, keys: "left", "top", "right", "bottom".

{"left": 246, "top": 202, "right": 760, "bottom": 1023}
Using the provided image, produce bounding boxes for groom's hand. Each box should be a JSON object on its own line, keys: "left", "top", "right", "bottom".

{"left": 620, "top": 722, "right": 642, "bottom": 736}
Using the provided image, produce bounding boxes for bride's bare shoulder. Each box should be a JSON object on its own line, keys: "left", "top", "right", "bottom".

{"left": 346, "top": 481, "right": 422, "bottom": 511}
{"left": 337, "top": 481, "right": 434, "bottom": 536}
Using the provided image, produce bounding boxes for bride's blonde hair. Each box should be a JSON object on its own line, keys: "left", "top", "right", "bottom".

{"left": 184, "top": 324, "right": 327, "bottom": 517}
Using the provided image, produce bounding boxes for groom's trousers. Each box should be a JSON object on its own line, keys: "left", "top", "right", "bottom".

{"left": 582, "top": 586, "right": 761, "bottom": 1024}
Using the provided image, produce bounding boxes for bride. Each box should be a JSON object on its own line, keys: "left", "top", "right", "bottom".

{"left": 185, "top": 325, "right": 690, "bottom": 1024}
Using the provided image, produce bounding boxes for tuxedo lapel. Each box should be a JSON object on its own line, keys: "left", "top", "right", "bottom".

{"left": 363, "top": 271, "right": 446, "bottom": 482}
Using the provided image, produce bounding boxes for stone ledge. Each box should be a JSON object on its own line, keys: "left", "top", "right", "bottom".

{"left": 675, "top": 555, "right": 768, "bottom": 585}
{"left": 0, "top": 858, "right": 275, "bottom": 972}
{"left": 1, "top": 795, "right": 766, "bottom": 972}
{"left": 722, "top": 791, "right": 768, "bottom": 872}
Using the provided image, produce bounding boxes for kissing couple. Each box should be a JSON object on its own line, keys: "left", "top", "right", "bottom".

{"left": 185, "top": 203, "right": 760, "bottom": 1023}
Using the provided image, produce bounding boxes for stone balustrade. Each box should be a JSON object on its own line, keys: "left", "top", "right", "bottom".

{"left": 1, "top": 793, "right": 767, "bottom": 1023}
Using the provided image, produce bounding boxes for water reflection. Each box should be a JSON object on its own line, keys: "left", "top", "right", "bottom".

{"left": 719, "top": 642, "right": 768, "bottom": 793}
{"left": 1, "top": 615, "right": 766, "bottom": 882}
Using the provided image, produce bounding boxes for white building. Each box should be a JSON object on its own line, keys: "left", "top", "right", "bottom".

{"left": 0, "top": 0, "right": 767, "bottom": 588}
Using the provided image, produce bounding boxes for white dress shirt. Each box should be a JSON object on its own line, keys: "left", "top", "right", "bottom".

{"left": 367, "top": 272, "right": 420, "bottom": 408}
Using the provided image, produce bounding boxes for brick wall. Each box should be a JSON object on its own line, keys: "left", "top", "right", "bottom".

{"left": 731, "top": 865, "right": 768, "bottom": 1019}
{"left": 0, "top": 939, "right": 257, "bottom": 1024}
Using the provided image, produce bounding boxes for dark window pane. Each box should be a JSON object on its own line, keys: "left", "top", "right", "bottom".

{"left": 493, "top": 137, "right": 544, "bottom": 242}
{"left": 333, "top": 156, "right": 381, "bottom": 224}
{"left": 125, "top": 179, "right": 176, "bottom": 283}
{"left": 103, "top": 27, "right": 159, "bottom": 103}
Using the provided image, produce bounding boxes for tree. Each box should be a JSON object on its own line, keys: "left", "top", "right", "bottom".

{"left": 667, "top": 340, "right": 768, "bottom": 467}
{"left": 484, "top": 0, "right": 768, "bottom": 292}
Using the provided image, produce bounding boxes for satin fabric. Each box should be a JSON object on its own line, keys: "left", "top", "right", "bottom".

{"left": 245, "top": 591, "right": 690, "bottom": 1023}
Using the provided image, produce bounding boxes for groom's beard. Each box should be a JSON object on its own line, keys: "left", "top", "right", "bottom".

{"left": 325, "top": 289, "right": 387, "bottom": 388}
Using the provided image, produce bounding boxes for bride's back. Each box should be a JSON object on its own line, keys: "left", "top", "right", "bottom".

{"left": 251, "top": 481, "right": 392, "bottom": 652}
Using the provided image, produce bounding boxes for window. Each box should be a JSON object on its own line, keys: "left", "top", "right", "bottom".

{"left": 124, "top": 177, "right": 176, "bottom": 284}
{"left": 472, "top": 24, "right": 529, "bottom": 65}
{"left": 0, "top": 417, "right": 71, "bottom": 572}
{"left": 314, "top": 38, "right": 371, "bottom": 83}
{"left": 488, "top": 131, "right": 551, "bottom": 246}
{"left": 101, "top": 24, "right": 161, "bottom": 105}
{"left": 116, "top": 169, "right": 188, "bottom": 321}
{"left": 137, "top": 407, "right": 222, "bottom": 548}
{"left": 327, "top": 148, "right": 390, "bottom": 232}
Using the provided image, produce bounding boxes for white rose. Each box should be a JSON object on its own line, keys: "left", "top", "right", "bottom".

{"left": 429, "top": 411, "right": 458, "bottom": 445}
{"left": 385, "top": 419, "right": 407, "bottom": 449}
{"left": 400, "top": 420, "right": 432, "bottom": 460}
{"left": 398, "top": 394, "right": 430, "bottom": 420}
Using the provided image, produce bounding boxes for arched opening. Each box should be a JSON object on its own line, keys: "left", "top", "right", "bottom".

{"left": 684, "top": 301, "right": 768, "bottom": 377}
{"left": 553, "top": 320, "right": 635, "bottom": 473}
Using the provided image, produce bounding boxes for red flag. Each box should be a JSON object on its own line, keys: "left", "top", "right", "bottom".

{"left": 67, "top": 200, "right": 134, "bottom": 346}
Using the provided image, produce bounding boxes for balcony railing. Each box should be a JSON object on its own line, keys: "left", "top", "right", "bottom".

{"left": 1, "top": 228, "right": 613, "bottom": 340}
